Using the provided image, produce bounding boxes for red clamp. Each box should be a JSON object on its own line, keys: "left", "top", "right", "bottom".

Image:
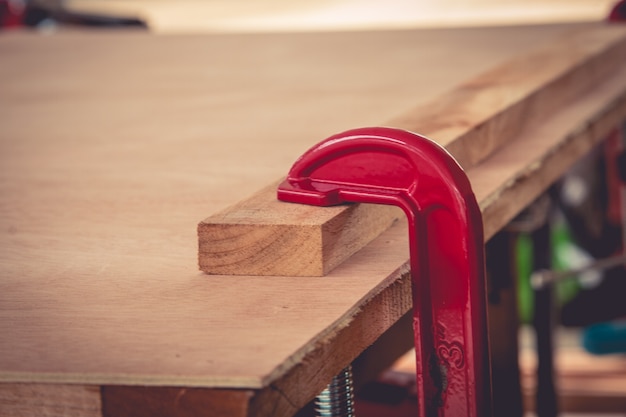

{"left": 609, "top": 0, "right": 626, "bottom": 21}
{"left": 278, "top": 127, "right": 492, "bottom": 416}
{"left": 0, "top": 0, "right": 25, "bottom": 28}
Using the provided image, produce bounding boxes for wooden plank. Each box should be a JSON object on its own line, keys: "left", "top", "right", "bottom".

{"left": 198, "top": 182, "right": 402, "bottom": 276}
{"left": 474, "top": 66, "right": 626, "bottom": 239}
{"left": 389, "top": 25, "right": 626, "bottom": 169}
{"left": 2, "top": 24, "right": 626, "bottom": 417}
{"left": 2, "top": 24, "right": 566, "bottom": 383}
{"left": 1, "top": 24, "right": 578, "bottom": 399}
{"left": 101, "top": 386, "right": 254, "bottom": 417}
{"left": 198, "top": 24, "right": 626, "bottom": 277}
{"left": 0, "top": 383, "right": 101, "bottom": 417}
{"left": 0, "top": 384, "right": 255, "bottom": 417}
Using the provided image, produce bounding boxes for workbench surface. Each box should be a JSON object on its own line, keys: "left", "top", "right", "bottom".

{"left": 1, "top": 23, "right": 625, "bottom": 416}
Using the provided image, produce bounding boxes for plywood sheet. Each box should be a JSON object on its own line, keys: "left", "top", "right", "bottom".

{"left": 1, "top": 22, "right": 624, "bottom": 417}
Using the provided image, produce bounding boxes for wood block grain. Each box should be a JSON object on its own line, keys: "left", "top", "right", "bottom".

{"left": 198, "top": 25, "right": 626, "bottom": 277}
{"left": 198, "top": 182, "right": 403, "bottom": 276}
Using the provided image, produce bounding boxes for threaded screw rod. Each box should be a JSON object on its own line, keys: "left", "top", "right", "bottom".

{"left": 314, "top": 366, "right": 355, "bottom": 417}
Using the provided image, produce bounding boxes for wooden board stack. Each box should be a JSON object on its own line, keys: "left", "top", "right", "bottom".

{"left": 198, "top": 25, "right": 626, "bottom": 277}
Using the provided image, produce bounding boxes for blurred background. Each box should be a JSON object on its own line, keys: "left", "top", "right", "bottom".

{"left": 0, "top": 0, "right": 621, "bottom": 33}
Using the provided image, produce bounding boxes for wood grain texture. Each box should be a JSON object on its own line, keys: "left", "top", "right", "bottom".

{"left": 474, "top": 66, "right": 626, "bottom": 239}
{"left": 389, "top": 25, "right": 626, "bottom": 168}
{"left": 101, "top": 386, "right": 253, "bottom": 417}
{"left": 0, "top": 23, "right": 569, "bottom": 394}
{"left": 0, "top": 383, "right": 101, "bottom": 417}
{"left": 2, "top": 24, "right": 626, "bottom": 417}
{"left": 198, "top": 24, "right": 626, "bottom": 277}
{"left": 198, "top": 182, "right": 403, "bottom": 276}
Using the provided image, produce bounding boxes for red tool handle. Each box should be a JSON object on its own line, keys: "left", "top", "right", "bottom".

{"left": 278, "top": 127, "right": 492, "bottom": 416}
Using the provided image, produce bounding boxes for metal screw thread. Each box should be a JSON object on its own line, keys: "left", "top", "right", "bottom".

{"left": 314, "top": 366, "right": 355, "bottom": 417}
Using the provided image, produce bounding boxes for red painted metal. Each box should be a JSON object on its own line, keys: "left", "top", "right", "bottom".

{"left": 608, "top": 0, "right": 626, "bottom": 22}
{"left": 278, "top": 127, "right": 492, "bottom": 416}
{"left": 0, "top": 0, "right": 25, "bottom": 28}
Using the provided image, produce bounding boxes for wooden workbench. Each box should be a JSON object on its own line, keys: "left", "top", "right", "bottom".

{"left": 1, "top": 22, "right": 626, "bottom": 416}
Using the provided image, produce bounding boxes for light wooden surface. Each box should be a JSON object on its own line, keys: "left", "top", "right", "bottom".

{"left": 56, "top": 0, "right": 618, "bottom": 33}
{"left": 199, "top": 25, "right": 626, "bottom": 276}
{"left": 199, "top": 183, "right": 402, "bottom": 276}
{"left": 2, "top": 23, "right": 626, "bottom": 417}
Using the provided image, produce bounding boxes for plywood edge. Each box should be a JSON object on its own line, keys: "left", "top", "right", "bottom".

{"left": 388, "top": 24, "right": 626, "bottom": 168}
{"left": 101, "top": 386, "right": 254, "bottom": 417}
{"left": 198, "top": 24, "right": 626, "bottom": 277}
{"left": 0, "top": 371, "right": 263, "bottom": 390}
{"left": 0, "top": 383, "right": 102, "bottom": 417}
{"left": 476, "top": 64, "right": 626, "bottom": 240}
{"left": 252, "top": 242, "right": 413, "bottom": 417}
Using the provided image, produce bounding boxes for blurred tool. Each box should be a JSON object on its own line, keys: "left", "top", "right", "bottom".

{"left": 531, "top": 253, "right": 626, "bottom": 289}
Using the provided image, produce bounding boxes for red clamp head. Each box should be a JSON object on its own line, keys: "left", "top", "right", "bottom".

{"left": 278, "top": 127, "right": 492, "bottom": 416}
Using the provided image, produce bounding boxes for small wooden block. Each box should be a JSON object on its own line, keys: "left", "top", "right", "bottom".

{"left": 198, "top": 182, "right": 403, "bottom": 276}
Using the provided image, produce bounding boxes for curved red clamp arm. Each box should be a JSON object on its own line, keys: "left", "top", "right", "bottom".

{"left": 278, "top": 127, "right": 492, "bottom": 416}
